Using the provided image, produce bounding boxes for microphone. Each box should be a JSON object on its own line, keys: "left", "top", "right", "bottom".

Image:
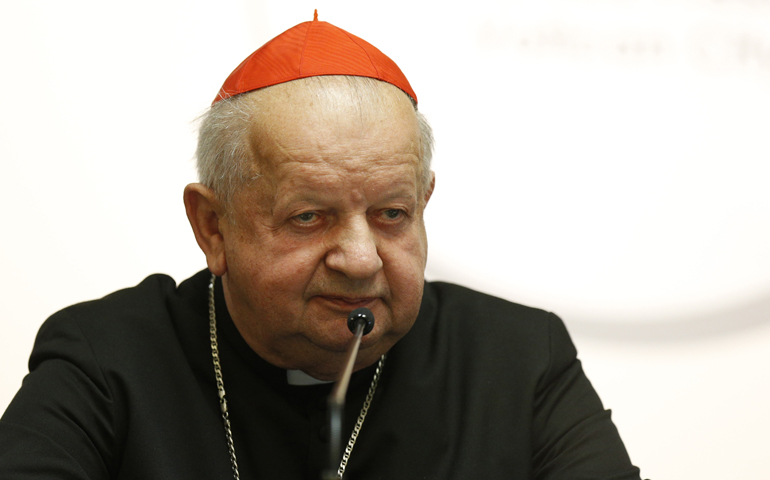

{"left": 323, "top": 308, "right": 375, "bottom": 480}
{"left": 347, "top": 307, "right": 375, "bottom": 336}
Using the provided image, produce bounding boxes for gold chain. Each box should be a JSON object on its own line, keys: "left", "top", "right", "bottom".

{"left": 337, "top": 354, "right": 385, "bottom": 477}
{"left": 209, "top": 275, "right": 240, "bottom": 480}
{"left": 208, "top": 274, "right": 384, "bottom": 479}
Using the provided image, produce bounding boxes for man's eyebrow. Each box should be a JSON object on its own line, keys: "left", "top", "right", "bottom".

{"left": 382, "top": 192, "right": 417, "bottom": 202}
{"left": 275, "top": 193, "right": 330, "bottom": 205}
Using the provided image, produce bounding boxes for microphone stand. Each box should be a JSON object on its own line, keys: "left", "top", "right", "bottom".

{"left": 322, "top": 308, "right": 374, "bottom": 480}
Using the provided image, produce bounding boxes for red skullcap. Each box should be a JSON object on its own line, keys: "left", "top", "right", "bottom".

{"left": 212, "top": 12, "right": 417, "bottom": 105}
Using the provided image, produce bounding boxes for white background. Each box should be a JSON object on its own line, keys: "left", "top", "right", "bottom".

{"left": 2, "top": 1, "right": 769, "bottom": 478}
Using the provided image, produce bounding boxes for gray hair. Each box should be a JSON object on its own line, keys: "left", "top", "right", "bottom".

{"left": 195, "top": 76, "right": 434, "bottom": 205}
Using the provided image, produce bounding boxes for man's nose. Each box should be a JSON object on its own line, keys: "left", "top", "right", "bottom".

{"left": 324, "top": 217, "right": 383, "bottom": 279}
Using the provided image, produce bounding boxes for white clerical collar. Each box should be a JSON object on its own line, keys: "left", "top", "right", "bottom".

{"left": 286, "top": 369, "right": 334, "bottom": 386}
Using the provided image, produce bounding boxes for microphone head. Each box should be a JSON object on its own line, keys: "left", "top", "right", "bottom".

{"left": 347, "top": 307, "right": 375, "bottom": 335}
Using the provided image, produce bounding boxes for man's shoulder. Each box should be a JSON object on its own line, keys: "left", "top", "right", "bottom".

{"left": 52, "top": 271, "right": 204, "bottom": 328}
{"left": 418, "top": 280, "right": 569, "bottom": 359}
{"left": 391, "top": 281, "right": 577, "bottom": 394}
{"left": 424, "top": 280, "right": 555, "bottom": 327}
{"left": 61, "top": 273, "right": 176, "bottom": 315}
{"left": 32, "top": 270, "right": 210, "bottom": 366}
{"left": 423, "top": 279, "right": 577, "bottom": 358}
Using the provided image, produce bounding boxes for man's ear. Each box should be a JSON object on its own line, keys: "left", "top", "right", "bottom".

{"left": 184, "top": 183, "right": 227, "bottom": 276}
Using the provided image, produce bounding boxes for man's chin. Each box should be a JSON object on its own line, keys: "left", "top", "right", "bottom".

{"left": 309, "top": 318, "right": 391, "bottom": 355}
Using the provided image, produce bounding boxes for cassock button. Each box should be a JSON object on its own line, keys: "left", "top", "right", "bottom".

{"left": 319, "top": 424, "right": 330, "bottom": 443}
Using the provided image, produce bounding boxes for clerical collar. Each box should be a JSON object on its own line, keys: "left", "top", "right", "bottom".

{"left": 286, "top": 369, "right": 334, "bottom": 386}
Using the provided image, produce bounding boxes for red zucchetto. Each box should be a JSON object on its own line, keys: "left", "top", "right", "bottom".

{"left": 212, "top": 10, "right": 417, "bottom": 105}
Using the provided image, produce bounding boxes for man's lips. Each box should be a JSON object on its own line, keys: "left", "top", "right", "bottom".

{"left": 315, "top": 295, "right": 378, "bottom": 309}
{"left": 312, "top": 296, "right": 383, "bottom": 346}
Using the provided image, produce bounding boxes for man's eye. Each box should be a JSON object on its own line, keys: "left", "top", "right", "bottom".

{"left": 295, "top": 212, "right": 317, "bottom": 223}
{"left": 383, "top": 209, "right": 403, "bottom": 220}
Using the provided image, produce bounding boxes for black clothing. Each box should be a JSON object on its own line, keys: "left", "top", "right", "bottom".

{"left": 0, "top": 270, "right": 641, "bottom": 479}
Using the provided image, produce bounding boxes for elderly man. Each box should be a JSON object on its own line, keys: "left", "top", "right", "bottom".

{"left": 0, "top": 15, "right": 642, "bottom": 480}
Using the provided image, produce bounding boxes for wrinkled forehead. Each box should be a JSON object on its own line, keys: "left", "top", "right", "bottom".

{"left": 251, "top": 76, "right": 416, "bottom": 128}
{"left": 244, "top": 77, "right": 422, "bottom": 173}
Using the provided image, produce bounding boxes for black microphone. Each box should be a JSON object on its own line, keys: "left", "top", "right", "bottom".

{"left": 347, "top": 307, "right": 375, "bottom": 336}
{"left": 323, "top": 308, "right": 375, "bottom": 480}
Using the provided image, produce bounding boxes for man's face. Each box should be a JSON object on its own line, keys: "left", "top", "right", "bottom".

{"left": 218, "top": 79, "right": 432, "bottom": 380}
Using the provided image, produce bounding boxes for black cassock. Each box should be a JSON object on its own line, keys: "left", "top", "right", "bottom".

{"left": 0, "top": 270, "right": 641, "bottom": 479}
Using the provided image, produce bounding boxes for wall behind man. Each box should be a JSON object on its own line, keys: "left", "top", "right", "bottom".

{"left": 2, "top": 1, "right": 768, "bottom": 479}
